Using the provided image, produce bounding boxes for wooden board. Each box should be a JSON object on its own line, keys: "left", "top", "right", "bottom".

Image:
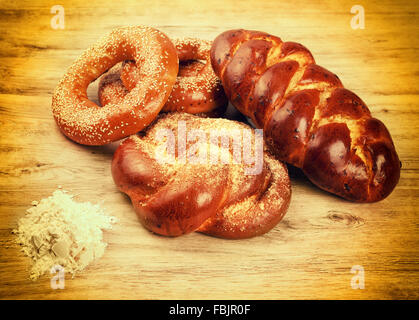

{"left": 0, "top": 0, "right": 418, "bottom": 300}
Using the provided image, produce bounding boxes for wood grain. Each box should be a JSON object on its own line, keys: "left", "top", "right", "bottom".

{"left": 0, "top": 0, "right": 418, "bottom": 299}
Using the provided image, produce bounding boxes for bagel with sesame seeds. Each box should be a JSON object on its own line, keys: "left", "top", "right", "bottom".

{"left": 98, "top": 38, "right": 228, "bottom": 117}
{"left": 52, "top": 26, "right": 178, "bottom": 145}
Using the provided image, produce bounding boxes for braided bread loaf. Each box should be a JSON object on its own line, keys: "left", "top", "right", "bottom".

{"left": 210, "top": 29, "right": 400, "bottom": 202}
{"left": 111, "top": 112, "right": 291, "bottom": 238}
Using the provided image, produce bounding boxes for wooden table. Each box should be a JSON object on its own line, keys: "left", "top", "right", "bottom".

{"left": 0, "top": 0, "right": 418, "bottom": 300}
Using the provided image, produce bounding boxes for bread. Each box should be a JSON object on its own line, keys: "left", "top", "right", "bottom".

{"left": 52, "top": 26, "right": 178, "bottom": 145}
{"left": 98, "top": 38, "right": 228, "bottom": 117}
{"left": 111, "top": 112, "right": 291, "bottom": 238}
{"left": 210, "top": 29, "right": 400, "bottom": 202}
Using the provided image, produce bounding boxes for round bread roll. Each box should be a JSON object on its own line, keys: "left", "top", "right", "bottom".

{"left": 112, "top": 112, "right": 291, "bottom": 239}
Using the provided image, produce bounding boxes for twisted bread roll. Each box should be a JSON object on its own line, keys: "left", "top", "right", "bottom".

{"left": 111, "top": 112, "right": 291, "bottom": 238}
{"left": 98, "top": 38, "right": 227, "bottom": 117}
{"left": 211, "top": 29, "right": 400, "bottom": 202}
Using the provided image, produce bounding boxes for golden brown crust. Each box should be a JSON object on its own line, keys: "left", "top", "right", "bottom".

{"left": 98, "top": 38, "right": 228, "bottom": 117}
{"left": 111, "top": 112, "right": 291, "bottom": 238}
{"left": 97, "top": 64, "right": 128, "bottom": 106}
{"left": 52, "top": 26, "right": 178, "bottom": 145}
{"left": 211, "top": 29, "right": 400, "bottom": 202}
{"left": 197, "top": 151, "right": 291, "bottom": 239}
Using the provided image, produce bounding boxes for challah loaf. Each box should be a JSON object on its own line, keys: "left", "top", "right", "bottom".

{"left": 210, "top": 29, "right": 400, "bottom": 202}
